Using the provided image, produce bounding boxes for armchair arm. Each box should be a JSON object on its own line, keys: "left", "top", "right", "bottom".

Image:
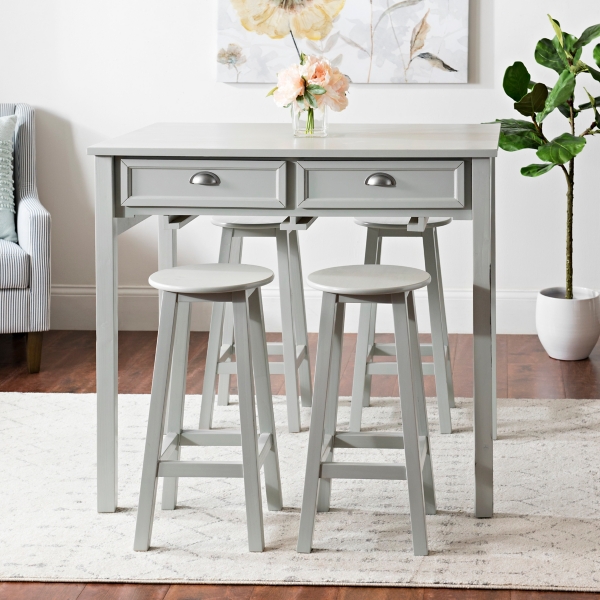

{"left": 17, "top": 194, "right": 51, "bottom": 331}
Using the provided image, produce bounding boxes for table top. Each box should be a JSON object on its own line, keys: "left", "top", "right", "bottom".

{"left": 88, "top": 123, "right": 500, "bottom": 159}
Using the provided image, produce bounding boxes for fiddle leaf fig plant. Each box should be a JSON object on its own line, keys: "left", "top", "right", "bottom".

{"left": 495, "top": 15, "right": 600, "bottom": 299}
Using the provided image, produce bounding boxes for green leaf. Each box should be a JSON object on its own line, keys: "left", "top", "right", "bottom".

{"left": 494, "top": 119, "right": 544, "bottom": 151}
{"left": 564, "top": 33, "right": 579, "bottom": 54}
{"left": 552, "top": 36, "right": 570, "bottom": 67}
{"left": 536, "top": 133, "right": 586, "bottom": 165}
{"left": 306, "top": 84, "right": 326, "bottom": 95}
{"left": 579, "top": 94, "right": 600, "bottom": 110}
{"left": 574, "top": 24, "right": 600, "bottom": 49}
{"left": 548, "top": 15, "right": 563, "bottom": 47}
{"left": 594, "top": 44, "right": 600, "bottom": 68}
{"left": 514, "top": 83, "right": 549, "bottom": 117}
{"left": 583, "top": 88, "right": 600, "bottom": 127}
{"left": 535, "top": 38, "right": 568, "bottom": 74}
{"left": 304, "top": 91, "right": 318, "bottom": 109}
{"left": 503, "top": 61, "right": 531, "bottom": 101}
{"left": 521, "top": 163, "right": 556, "bottom": 177}
{"left": 558, "top": 103, "right": 579, "bottom": 119}
{"left": 266, "top": 86, "right": 278, "bottom": 97}
{"left": 538, "top": 70, "right": 576, "bottom": 122}
{"left": 586, "top": 64, "right": 600, "bottom": 83}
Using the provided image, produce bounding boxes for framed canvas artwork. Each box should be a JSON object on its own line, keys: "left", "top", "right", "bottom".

{"left": 217, "top": 0, "right": 469, "bottom": 83}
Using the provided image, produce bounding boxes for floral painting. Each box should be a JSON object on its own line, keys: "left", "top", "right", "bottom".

{"left": 217, "top": 0, "right": 469, "bottom": 83}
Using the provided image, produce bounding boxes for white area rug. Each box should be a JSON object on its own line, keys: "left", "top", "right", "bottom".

{"left": 1, "top": 392, "right": 600, "bottom": 590}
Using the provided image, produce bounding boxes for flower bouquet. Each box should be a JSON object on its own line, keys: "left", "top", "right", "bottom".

{"left": 268, "top": 53, "right": 350, "bottom": 137}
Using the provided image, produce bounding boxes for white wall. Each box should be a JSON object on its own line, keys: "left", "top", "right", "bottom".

{"left": 3, "top": 0, "right": 600, "bottom": 333}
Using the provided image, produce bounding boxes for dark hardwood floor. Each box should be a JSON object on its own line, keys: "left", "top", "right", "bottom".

{"left": 1, "top": 331, "right": 600, "bottom": 600}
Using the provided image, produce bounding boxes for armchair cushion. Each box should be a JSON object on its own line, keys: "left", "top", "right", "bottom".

{"left": 0, "top": 114, "right": 18, "bottom": 242}
{"left": 0, "top": 239, "right": 29, "bottom": 288}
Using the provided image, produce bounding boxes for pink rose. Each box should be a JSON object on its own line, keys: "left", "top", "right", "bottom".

{"left": 273, "top": 63, "right": 305, "bottom": 108}
{"left": 317, "top": 67, "right": 350, "bottom": 112}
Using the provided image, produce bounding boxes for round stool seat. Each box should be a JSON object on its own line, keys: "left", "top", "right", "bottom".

{"left": 354, "top": 217, "right": 452, "bottom": 229}
{"left": 308, "top": 265, "right": 431, "bottom": 295}
{"left": 211, "top": 216, "right": 285, "bottom": 229}
{"left": 149, "top": 264, "right": 274, "bottom": 294}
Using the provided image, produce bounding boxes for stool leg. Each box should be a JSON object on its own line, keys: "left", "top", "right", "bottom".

{"left": 350, "top": 228, "right": 380, "bottom": 431}
{"left": 276, "top": 230, "right": 301, "bottom": 433}
{"left": 433, "top": 229, "right": 455, "bottom": 410}
{"left": 162, "top": 301, "right": 191, "bottom": 510}
{"left": 297, "top": 292, "right": 337, "bottom": 554}
{"left": 232, "top": 290, "right": 265, "bottom": 552}
{"left": 247, "top": 288, "right": 283, "bottom": 511}
{"left": 134, "top": 292, "right": 178, "bottom": 551}
{"left": 406, "top": 291, "right": 436, "bottom": 515}
{"left": 218, "top": 236, "right": 243, "bottom": 406}
{"left": 392, "top": 292, "right": 428, "bottom": 557}
{"left": 199, "top": 228, "right": 234, "bottom": 429}
{"left": 423, "top": 228, "right": 454, "bottom": 434}
{"left": 288, "top": 230, "right": 313, "bottom": 408}
{"left": 317, "top": 301, "right": 345, "bottom": 513}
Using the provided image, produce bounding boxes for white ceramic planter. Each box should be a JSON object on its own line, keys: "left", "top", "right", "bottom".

{"left": 536, "top": 286, "right": 600, "bottom": 360}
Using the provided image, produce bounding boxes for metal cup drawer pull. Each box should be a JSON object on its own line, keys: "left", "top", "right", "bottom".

{"left": 189, "top": 171, "right": 221, "bottom": 186}
{"left": 365, "top": 172, "right": 396, "bottom": 187}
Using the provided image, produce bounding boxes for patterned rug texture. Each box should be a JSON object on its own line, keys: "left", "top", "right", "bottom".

{"left": 1, "top": 392, "right": 599, "bottom": 589}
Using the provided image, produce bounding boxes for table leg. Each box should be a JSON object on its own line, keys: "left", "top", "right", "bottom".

{"left": 95, "top": 156, "right": 119, "bottom": 513}
{"left": 472, "top": 157, "right": 495, "bottom": 518}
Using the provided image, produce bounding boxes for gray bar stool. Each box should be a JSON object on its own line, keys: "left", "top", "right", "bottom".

{"left": 200, "top": 217, "right": 312, "bottom": 434}
{"left": 351, "top": 217, "right": 455, "bottom": 434}
{"left": 134, "top": 263, "right": 283, "bottom": 553}
{"left": 297, "top": 265, "right": 435, "bottom": 557}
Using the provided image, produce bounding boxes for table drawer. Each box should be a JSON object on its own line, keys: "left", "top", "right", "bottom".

{"left": 119, "top": 159, "right": 286, "bottom": 208}
{"left": 295, "top": 160, "right": 464, "bottom": 209}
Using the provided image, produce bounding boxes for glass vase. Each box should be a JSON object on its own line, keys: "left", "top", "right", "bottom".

{"left": 292, "top": 106, "right": 328, "bottom": 137}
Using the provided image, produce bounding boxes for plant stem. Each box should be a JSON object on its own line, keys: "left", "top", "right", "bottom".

{"left": 290, "top": 29, "right": 301, "bottom": 60}
{"left": 565, "top": 102, "right": 576, "bottom": 300}
{"left": 566, "top": 162, "right": 574, "bottom": 299}
{"left": 305, "top": 108, "right": 314, "bottom": 134}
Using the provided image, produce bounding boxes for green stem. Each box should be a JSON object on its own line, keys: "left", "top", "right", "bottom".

{"left": 305, "top": 107, "right": 314, "bottom": 135}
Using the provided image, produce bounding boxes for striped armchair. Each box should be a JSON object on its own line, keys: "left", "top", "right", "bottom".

{"left": 0, "top": 104, "right": 51, "bottom": 373}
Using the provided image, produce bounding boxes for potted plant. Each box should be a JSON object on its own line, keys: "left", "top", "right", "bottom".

{"left": 496, "top": 15, "right": 600, "bottom": 360}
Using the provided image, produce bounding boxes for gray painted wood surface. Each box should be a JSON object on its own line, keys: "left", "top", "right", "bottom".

{"left": 89, "top": 123, "right": 500, "bottom": 158}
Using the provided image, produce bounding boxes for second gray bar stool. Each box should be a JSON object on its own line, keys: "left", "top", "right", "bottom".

{"left": 200, "top": 217, "right": 312, "bottom": 433}
{"left": 351, "top": 217, "right": 455, "bottom": 434}
{"left": 134, "top": 263, "right": 283, "bottom": 553}
{"left": 297, "top": 264, "right": 435, "bottom": 557}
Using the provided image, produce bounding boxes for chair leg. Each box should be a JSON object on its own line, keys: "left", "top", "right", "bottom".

{"left": 297, "top": 292, "right": 337, "bottom": 554}
{"left": 276, "top": 229, "right": 301, "bottom": 433}
{"left": 317, "top": 301, "right": 345, "bottom": 513}
{"left": 218, "top": 236, "right": 243, "bottom": 406}
{"left": 350, "top": 228, "right": 380, "bottom": 430}
{"left": 134, "top": 292, "right": 178, "bottom": 551}
{"left": 423, "top": 228, "right": 454, "bottom": 434}
{"left": 161, "top": 301, "right": 191, "bottom": 510}
{"left": 392, "top": 292, "right": 428, "bottom": 557}
{"left": 247, "top": 288, "right": 283, "bottom": 511}
{"left": 232, "top": 290, "right": 265, "bottom": 552}
{"left": 406, "top": 292, "right": 436, "bottom": 516}
{"left": 26, "top": 331, "right": 43, "bottom": 374}
{"left": 199, "top": 228, "right": 234, "bottom": 428}
{"left": 288, "top": 230, "right": 313, "bottom": 408}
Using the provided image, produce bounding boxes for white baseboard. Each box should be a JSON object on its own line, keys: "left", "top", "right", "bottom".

{"left": 51, "top": 285, "right": 538, "bottom": 334}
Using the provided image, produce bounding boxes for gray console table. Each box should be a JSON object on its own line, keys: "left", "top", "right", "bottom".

{"left": 88, "top": 123, "right": 499, "bottom": 518}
